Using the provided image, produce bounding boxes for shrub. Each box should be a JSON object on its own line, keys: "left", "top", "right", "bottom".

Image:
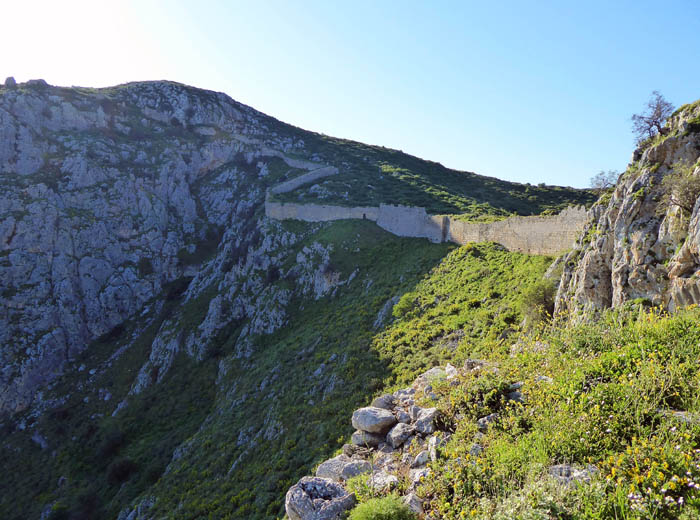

{"left": 392, "top": 293, "right": 415, "bottom": 318}
{"left": 657, "top": 159, "right": 700, "bottom": 216}
{"left": 519, "top": 278, "right": 556, "bottom": 325}
{"left": 107, "top": 457, "right": 137, "bottom": 485}
{"left": 97, "top": 426, "right": 125, "bottom": 459}
{"left": 46, "top": 502, "right": 69, "bottom": 520}
{"left": 164, "top": 276, "right": 192, "bottom": 300}
{"left": 348, "top": 496, "right": 416, "bottom": 520}
{"left": 137, "top": 257, "right": 154, "bottom": 276}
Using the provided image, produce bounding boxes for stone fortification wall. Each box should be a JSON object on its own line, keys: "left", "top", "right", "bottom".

{"left": 265, "top": 200, "right": 379, "bottom": 222}
{"left": 436, "top": 205, "right": 589, "bottom": 255}
{"left": 377, "top": 204, "right": 444, "bottom": 243}
{"left": 269, "top": 166, "right": 339, "bottom": 195}
{"left": 260, "top": 148, "right": 325, "bottom": 171}
{"left": 265, "top": 199, "right": 589, "bottom": 256}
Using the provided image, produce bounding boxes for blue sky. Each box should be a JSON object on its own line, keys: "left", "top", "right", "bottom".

{"left": 2, "top": 1, "right": 700, "bottom": 187}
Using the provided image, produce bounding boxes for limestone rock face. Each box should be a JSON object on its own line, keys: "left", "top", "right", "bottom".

{"left": 285, "top": 476, "right": 356, "bottom": 520}
{"left": 0, "top": 79, "right": 317, "bottom": 414}
{"left": 556, "top": 102, "right": 700, "bottom": 316}
{"left": 351, "top": 406, "right": 396, "bottom": 433}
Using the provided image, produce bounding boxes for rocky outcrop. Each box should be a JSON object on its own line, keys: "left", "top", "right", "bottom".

{"left": 556, "top": 102, "right": 700, "bottom": 315}
{"left": 0, "top": 79, "right": 333, "bottom": 414}
{"left": 285, "top": 358, "right": 589, "bottom": 517}
{"left": 285, "top": 363, "right": 461, "bottom": 518}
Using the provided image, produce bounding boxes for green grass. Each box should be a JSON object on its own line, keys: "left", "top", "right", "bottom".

{"left": 374, "top": 306, "right": 700, "bottom": 520}
{"left": 348, "top": 495, "right": 416, "bottom": 520}
{"left": 270, "top": 135, "right": 595, "bottom": 218}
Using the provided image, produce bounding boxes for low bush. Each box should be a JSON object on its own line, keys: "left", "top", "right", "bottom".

{"left": 107, "top": 457, "right": 137, "bottom": 485}
{"left": 519, "top": 278, "right": 556, "bottom": 325}
{"left": 348, "top": 496, "right": 416, "bottom": 520}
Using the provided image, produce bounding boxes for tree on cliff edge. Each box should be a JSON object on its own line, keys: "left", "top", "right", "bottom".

{"left": 590, "top": 170, "right": 619, "bottom": 193}
{"left": 631, "top": 91, "right": 674, "bottom": 144}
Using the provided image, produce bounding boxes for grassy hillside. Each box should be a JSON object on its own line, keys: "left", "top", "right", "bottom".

{"left": 0, "top": 80, "right": 599, "bottom": 520}
{"left": 270, "top": 133, "right": 596, "bottom": 218}
{"left": 348, "top": 304, "right": 700, "bottom": 520}
{"left": 0, "top": 220, "right": 557, "bottom": 519}
{"left": 131, "top": 230, "right": 554, "bottom": 519}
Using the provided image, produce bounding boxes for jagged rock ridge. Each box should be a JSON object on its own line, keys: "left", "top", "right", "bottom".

{"left": 556, "top": 101, "right": 700, "bottom": 315}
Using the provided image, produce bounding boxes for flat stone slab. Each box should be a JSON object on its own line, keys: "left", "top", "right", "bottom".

{"left": 316, "top": 455, "right": 371, "bottom": 482}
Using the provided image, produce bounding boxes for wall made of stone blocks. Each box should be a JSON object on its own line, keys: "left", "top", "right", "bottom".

{"left": 265, "top": 197, "right": 589, "bottom": 256}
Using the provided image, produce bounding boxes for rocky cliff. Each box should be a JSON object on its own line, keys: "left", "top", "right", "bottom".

{"left": 0, "top": 79, "right": 318, "bottom": 414}
{"left": 555, "top": 101, "right": 700, "bottom": 315}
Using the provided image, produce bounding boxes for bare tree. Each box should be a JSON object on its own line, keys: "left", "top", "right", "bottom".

{"left": 590, "top": 170, "right": 619, "bottom": 193}
{"left": 631, "top": 91, "right": 674, "bottom": 144}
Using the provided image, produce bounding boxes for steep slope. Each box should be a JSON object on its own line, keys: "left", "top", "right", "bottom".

{"left": 282, "top": 100, "right": 700, "bottom": 520}
{"left": 556, "top": 100, "right": 700, "bottom": 315}
{"left": 337, "top": 305, "right": 700, "bottom": 520}
{"left": 269, "top": 140, "right": 594, "bottom": 219}
{"left": 0, "top": 79, "right": 591, "bottom": 519}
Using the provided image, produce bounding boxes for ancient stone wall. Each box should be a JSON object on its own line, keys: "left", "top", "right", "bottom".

{"left": 377, "top": 204, "right": 444, "bottom": 243}
{"left": 265, "top": 200, "right": 589, "bottom": 256}
{"left": 269, "top": 166, "right": 339, "bottom": 195}
{"left": 260, "top": 147, "right": 326, "bottom": 171}
{"left": 265, "top": 200, "right": 379, "bottom": 222}
{"left": 440, "top": 206, "right": 589, "bottom": 255}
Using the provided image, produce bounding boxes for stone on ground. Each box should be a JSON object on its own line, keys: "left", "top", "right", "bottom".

{"left": 285, "top": 476, "right": 356, "bottom": 520}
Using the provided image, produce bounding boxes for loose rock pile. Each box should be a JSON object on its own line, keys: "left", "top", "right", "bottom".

{"left": 284, "top": 364, "right": 461, "bottom": 519}
{"left": 284, "top": 360, "right": 596, "bottom": 519}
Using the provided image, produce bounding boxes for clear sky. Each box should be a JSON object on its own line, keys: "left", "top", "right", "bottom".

{"left": 2, "top": 1, "right": 699, "bottom": 187}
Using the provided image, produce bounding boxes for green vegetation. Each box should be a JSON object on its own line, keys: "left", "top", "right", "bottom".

{"left": 0, "top": 278, "right": 219, "bottom": 519}
{"left": 373, "top": 243, "right": 553, "bottom": 386}
{"left": 348, "top": 496, "right": 416, "bottom": 520}
{"left": 657, "top": 159, "right": 700, "bottom": 216}
{"left": 0, "top": 219, "right": 555, "bottom": 519}
{"left": 397, "top": 306, "right": 700, "bottom": 519}
{"left": 269, "top": 133, "right": 595, "bottom": 218}
{"left": 518, "top": 278, "right": 557, "bottom": 326}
